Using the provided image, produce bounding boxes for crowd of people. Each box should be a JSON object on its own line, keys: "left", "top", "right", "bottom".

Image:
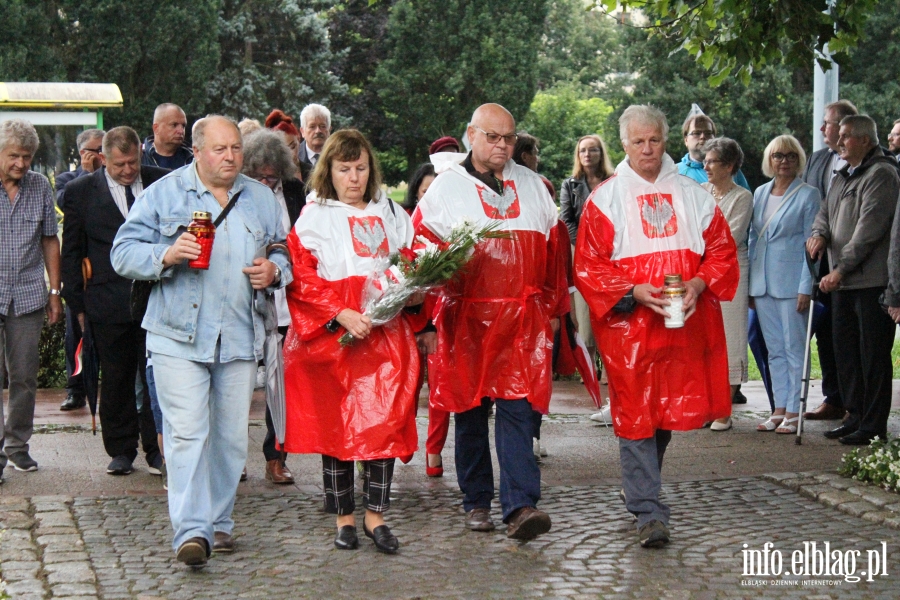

{"left": 0, "top": 95, "right": 898, "bottom": 565}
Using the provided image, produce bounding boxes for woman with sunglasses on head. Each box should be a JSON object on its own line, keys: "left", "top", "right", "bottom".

{"left": 700, "top": 137, "right": 753, "bottom": 431}
{"left": 748, "top": 135, "right": 820, "bottom": 434}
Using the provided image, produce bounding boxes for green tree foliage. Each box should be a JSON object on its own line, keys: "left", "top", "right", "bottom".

{"left": 537, "top": 0, "right": 623, "bottom": 92}
{"left": 839, "top": 0, "right": 900, "bottom": 136}
{"left": 372, "top": 0, "right": 550, "bottom": 183}
{"left": 606, "top": 26, "right": 812, "bottom": 188}
{"left": 594, "top": 0, "right": 879, "bottom": 85}
{"left": 208, "top": 0, "right": 345, "bottom": 121}
{"left": 0, "top": 0, "right": 220, "bottom": 134}
{"left": 520, "top": 86, "right": 618, "bottom": 188}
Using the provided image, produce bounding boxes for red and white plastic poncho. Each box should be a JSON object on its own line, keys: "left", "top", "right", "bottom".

{"left": 282, "top": 196, "right": 420, "bottom": 460}
{"left": 574, "top": 155, "right": 739, "bottom": 440}
{"left": 413, "top": 157, "right": 567, "bottom": 414}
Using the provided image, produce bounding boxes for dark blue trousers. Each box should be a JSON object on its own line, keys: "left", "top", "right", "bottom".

{"left": 455, "top": 397, "right": 541, "bottom": 522}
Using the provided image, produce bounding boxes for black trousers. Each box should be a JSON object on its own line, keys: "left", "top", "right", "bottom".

{"left": 815, "top": 290, "right": 843, "bottom": 407}
{"left": 322, "top": 455, "right": 395, "bottom": 515}
{"left": 90, "top": 321, "right": 159, "bottom": 460}
{"left": 831, "top": 288, "right": 895, "bottom": 436}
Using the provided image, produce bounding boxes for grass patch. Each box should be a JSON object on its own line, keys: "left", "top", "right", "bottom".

{"left": 747, "top": 333, "right": 900, "bottom": 381}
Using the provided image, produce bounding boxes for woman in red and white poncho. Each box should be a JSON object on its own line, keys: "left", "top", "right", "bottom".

{"left": 283, "top": 130, "right": 421, "bottom": 554}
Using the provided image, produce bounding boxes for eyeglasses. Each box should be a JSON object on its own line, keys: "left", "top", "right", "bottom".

{"left": 475, "top": 127, "right": 517, "bottom": 146}
{"left": 771, "top": 152, "right": 799, "bottom": 163}
{"left": 82, "top": 147, "right": 102, "bottom": 154}
{"left": 255, "top": 175, "right": 280, "bottom": 186}
{"left": 687, "top": 130, "right": 714, "bottom": 138}
{"left": 702, "top": 159, "right": 722, "bottom": 167}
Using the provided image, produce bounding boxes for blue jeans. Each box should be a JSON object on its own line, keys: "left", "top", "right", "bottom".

{"left": 152, "top": 351, "right": 256, "bottom": 551}
{"left": 454, "top": 397, "right": 541, "bottom": 522}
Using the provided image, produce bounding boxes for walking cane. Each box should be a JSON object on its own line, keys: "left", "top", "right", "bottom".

{"left": 795, "top": 251, "right": 821, "bottom": 445}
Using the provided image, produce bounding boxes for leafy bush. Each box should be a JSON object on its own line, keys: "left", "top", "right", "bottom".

{"left": 38, "top": 319, "right": 67, "bottom": 389}
{"left": 839, "top": 436, "right": 900, "bottom": 493}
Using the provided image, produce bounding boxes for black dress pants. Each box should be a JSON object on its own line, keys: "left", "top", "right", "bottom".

{"left": 90, "top": 321, "right": 159, "bottom": 460}
{"left": 830, "top": 287, "right": 895, "bottom": 436}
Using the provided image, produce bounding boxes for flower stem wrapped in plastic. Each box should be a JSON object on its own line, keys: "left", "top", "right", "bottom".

{"left": 338, "top": 219, "right": 509, "bottom": 345}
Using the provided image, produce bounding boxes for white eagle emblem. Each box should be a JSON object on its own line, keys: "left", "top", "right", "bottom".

{"left": 352, "top": 219, "right": 387, "bottom": 256}
{"left": 478, "top": 181, "right": 521, "bottom": 219}
{"left": 638, "top": 193, "right": 677, "bottom": 238}
{"left": 641, "top": 198, "right": 673, "bottom": 233}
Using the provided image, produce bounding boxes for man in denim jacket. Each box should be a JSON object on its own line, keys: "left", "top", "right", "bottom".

{"left": 112, "top": 115, "right": 292, "bottom": 567}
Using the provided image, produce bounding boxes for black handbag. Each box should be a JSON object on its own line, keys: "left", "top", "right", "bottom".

{"left": 129, "top": 191, "right": 242, "bottom": 320}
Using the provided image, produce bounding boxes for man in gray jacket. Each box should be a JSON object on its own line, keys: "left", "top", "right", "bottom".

{"left": 807, "top": 115, "right": 899, "bottom": 445}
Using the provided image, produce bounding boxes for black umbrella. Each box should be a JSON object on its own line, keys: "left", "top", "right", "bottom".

{"left": 73, "top": 258, "right": 101, "bottom": 434}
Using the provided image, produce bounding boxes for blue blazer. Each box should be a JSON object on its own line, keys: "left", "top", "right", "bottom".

{"left": 748, "top": 178, "right": 821, "bottom": 299}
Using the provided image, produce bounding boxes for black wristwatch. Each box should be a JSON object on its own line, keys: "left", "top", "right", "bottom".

{"left": 325, "top": 317, "right": 341, "bottom": 332}
{"left": 612, "top": 287, "right": 637, "bottom": 313}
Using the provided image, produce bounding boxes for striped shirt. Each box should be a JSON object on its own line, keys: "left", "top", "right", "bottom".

{"left": 0, "top": 170, "right": 58, "bottom": 316}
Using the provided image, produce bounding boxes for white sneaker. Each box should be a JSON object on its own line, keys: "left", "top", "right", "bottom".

{"left": 590, "top": 404, "right": 612, "bottom": 424}
{"left": 255, "top": 365, "right": 266, "bottom": 389}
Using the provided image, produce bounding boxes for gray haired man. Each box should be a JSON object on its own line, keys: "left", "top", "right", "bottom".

{"left": 0, "top": 118, "right": 63, "bottom": 482}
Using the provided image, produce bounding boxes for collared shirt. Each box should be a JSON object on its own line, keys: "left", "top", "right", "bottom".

{"left": 0, "top": 171, "right": 58, "bottom": 316}
{"left": 462, "top": 152, "right": 503, "bottom": 194}
{"left": 104, "top": 170, "right": 143, "bottom": 218}
{"left": 145, "top": 163, "right": 256, "bottom": 363}
{"left": 827, "top": 151, "right": 847, "bottom": 192}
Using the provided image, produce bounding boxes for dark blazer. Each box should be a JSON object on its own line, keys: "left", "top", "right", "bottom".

{"left": 61, "top": 166, "right": 169, "bottom": 323}
{"left": 297, "top": 140, "right": 315, "bottom": 183}
{"left": 282, "top": 177, "right": 307, "bottom": 229}
{"left": 802, "top": 148, "right": 835, "bottom": 198}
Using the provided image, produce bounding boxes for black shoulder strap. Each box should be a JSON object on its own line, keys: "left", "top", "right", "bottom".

{"left": 387, "top": 196, "right": 397, "bottom": 216}
{"left": 213, "top": 190, "right": 242, "bottom": 227}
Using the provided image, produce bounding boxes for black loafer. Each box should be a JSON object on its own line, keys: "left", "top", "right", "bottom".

{"left": 334, "top": 525, "right": 359, "bottom": 550}
{"left": 59, "top": 393, "right": 87, "bottom": 411}
{"left": 363, "top": 524, "right": 399, "bottom": 554}
{"left": 824, "top": 424, "right": 857, "bottom": 440}
{"left": 839, "top": 430, "right": 882, "bottom": 446}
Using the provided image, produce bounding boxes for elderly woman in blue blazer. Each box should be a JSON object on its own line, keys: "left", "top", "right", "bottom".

{"left": 748, "top": 135, "right": 821, "bottom": 434}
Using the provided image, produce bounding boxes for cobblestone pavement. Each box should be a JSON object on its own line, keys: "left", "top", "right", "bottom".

{"left": 2, "top": 479, "right": 899, "bottom": 599}
{"left": 2, "top": 382, "right": 900, "bottom": 599}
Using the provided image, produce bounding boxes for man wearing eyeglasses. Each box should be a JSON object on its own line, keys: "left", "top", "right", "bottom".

{"left": 888, "top": 119, "right": 900, "bottom": 161}
{"left": 807, "top": 114, "right": 899, "bottom": 446}
{"left": 54, "top": 128, "right": 105, "bottom": 412}
{"left": 678, "top": 112, "right": 750, "bottom": 190}
{"left": 800, "top": 99, "right": 858, "bottom": 423}
{"left": 413, "top": 103, "right": 567, "bottom": 541}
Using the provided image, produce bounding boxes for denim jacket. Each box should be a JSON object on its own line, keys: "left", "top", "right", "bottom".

{"left": 111, "top": 164, "right": 293, "bottom": 360}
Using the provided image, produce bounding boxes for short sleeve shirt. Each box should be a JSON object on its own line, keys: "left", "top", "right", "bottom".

{"left": 0, "top": 171, "right": 58, "bottom": 316}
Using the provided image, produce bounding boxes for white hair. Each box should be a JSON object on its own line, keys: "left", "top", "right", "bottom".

{"left": 0, "top": 119, "right": 40, "bottom": 154}
{"left": 300, "top": 104, "right": 331, "bottom": 129}
{"left": 619, "top": 105, "right": 669, "bottom": 143}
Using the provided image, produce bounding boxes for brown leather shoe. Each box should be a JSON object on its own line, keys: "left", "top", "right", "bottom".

{"left": 506, "top": 507, "right": 551, "bottom": 540}
{"left": 212, "top": 531, "right": 234, "bottom": 553}
{"left": 265, "top": 459, "right": 295, "bottom": 484}
{"left": 464, "top": 508, "right": 496, "bottom": 532}
{"left": 176, "top": 537, "right": 209, "bottom": 566}
{"left": 803, "top": 403, "right": 845, "bottom": 421}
